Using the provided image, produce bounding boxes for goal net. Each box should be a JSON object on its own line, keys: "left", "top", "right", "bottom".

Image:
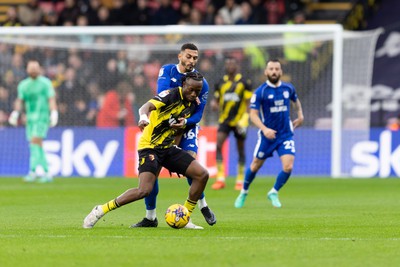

{"left": 0, "top": 25, "right": 381, "bottom": 177}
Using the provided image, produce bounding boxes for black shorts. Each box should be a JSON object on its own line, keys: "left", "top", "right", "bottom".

{"left": 138, "top": 146, "right": 195, "bottom": 176}
{"left": 218, "top": 123, "right": 246, "bottom": 140}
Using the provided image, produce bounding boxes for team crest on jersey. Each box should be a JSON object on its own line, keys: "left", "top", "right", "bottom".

{"left": 158, "top": 68, "right": 164, "bottom": 77}
{"left": 148, "top": 154, "right": 155, "bottom": 161}
{"left": 283, "top": 91, "right": 289, "bottom": 99}
{"left": 171, "top": 78, "right": 177, "bottom": 82}
{"left": 158, "top": 90, "right": 170, "bottom": 98}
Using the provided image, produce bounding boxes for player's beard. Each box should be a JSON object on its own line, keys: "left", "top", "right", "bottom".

{"left": 182, "top": 62, "right": 194, "bottom": 72}
{"left": 267, "top": 74, "right": 280, "bottom": 84}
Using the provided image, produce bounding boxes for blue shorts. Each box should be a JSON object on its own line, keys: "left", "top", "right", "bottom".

{"left": 253, "top": 132, "right": 295, "bottom": 160}
{"left": 179, "top": 125, "right": 199, "bottom": 153}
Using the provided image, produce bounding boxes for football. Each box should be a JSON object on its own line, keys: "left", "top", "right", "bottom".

{"left": 165, "top": 204, "right": 190, "bottom": 229}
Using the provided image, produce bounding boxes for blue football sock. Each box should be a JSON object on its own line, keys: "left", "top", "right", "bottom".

{"left": 145, "top": 179, "right": 159, "bottom": 210}
{"left": 273, "top": 171, "right": 291, "bottom": 191}
{"left": 243, "top": 168, "right": 257, "bottom": 191}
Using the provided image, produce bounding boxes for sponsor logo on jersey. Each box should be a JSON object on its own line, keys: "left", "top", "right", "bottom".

{"left": 268, "top": 94, "right": 274, "bottom": 99}
{"left": 158, "top": 90, "right": 170, "bottom": 98}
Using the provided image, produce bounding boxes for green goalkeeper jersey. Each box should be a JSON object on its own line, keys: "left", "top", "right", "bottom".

{"left": 17, "top": 75, "right": 55, "bottom": 123}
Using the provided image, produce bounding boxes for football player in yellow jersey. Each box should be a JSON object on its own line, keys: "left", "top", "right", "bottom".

{"left": 83, "top": 72, "right": 212, "bottom": 229}
{"left": 210, "top": 57, "right": 252, "bottom": 190}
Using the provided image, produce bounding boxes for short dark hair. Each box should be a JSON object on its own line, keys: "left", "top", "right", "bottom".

{"left": 182, "top": 71, "right": 203, "bottom": 82}
{"left": 181, "top": 43, "right": 198, "bottom": 52}
{"left": 268, "top": 59, "right": 281, "bottom": 64}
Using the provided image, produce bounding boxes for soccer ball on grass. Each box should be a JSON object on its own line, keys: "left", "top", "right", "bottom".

{"left": 165, "top": 204, "right": 190, "bottom": 229}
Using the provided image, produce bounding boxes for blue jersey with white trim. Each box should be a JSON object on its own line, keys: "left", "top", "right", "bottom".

{"left": 157, "top": 64, "right": 209, "bottom": 127}
{"left": 250, "top": 81, "right": 298, "bottom": 140}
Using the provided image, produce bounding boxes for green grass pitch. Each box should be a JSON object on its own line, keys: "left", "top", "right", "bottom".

{"left": 0, "top": 177, "right": 399, "bottom": 267}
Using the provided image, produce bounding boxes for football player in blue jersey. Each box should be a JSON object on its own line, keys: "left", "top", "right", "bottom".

{"left": 132, "top": 43, "right": 216, "bottom": 229}
{"left": 234, "top": 59, "right": 304, "bottom": 209}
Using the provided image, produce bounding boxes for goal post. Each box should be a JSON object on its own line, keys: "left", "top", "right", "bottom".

{"left": 0, "top": 25, "right": 381, "bottom": 177}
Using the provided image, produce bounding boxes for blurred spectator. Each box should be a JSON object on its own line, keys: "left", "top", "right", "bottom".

{"left": 387, "top": 114, "right": 400, "bottom": 131}
{"left": 86, "top": 81, "right": 101, "bottom": 125}
{"left": 0, "top": 44, "right": 13, "bottom": 74}
{"left": 97, "top": 5, "right": 111, "bottom": 25}
{"left": 236, "top": 1, "right": 254, "bottom": 25}
{"left": 96, "top": 81, "right": 136, "bottom": 127}
{"left": 130, "top": 73, "right": 152, "bottom": 106}
{"left": 57, "top": 67, "right": 86, "bottom": 107}
{"left": 83, "top": 0, "right": 101, "bottom": 25}
{"left": 99, "top": 58, "right": 121, "bottom": 92}
{"left": 109, "top": 0, "right": 131, "bottom": 25}
{"left": 249, "top": 0, "right": 267, "bottom": 24}
{"left": 217, "top": 0, "right": 242, "bottom": 25}
{"left": 203, "top": 3, "right": 216, "bottom": 25}
{"left": 132, "top": 0, "right": 152, "bottom": 25}
{"left": 57, "top": 0, "right": 80, "bottom": 25}
{"left": 18, "top": 0, "right": 43, "bottom": 26}
{"left": 188, "top": 8, "right": 203, "bottom": 25}
{"left": 41, "top": 10, "right": 58, "bottom": 26}
{"left": 152, "top": 0, "right": 180, "bottom": 25}
{"left": 266, "top": 0, "right": 286, "bottom": 24}
{"left": 178, "top": 0, "right": 192, "bottom": 23}
{"left": 2, "top": 6, "right": 23, "bottom": 26}
{"left": 70, "top": 98, "right": 90, "bottom": 126}
{"left": 0, "top": 86, "right": 12, "bottom": 114}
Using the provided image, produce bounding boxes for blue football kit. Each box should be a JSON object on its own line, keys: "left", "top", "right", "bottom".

{"left": 250, "top": 80, "right": 298, "bottom": 159}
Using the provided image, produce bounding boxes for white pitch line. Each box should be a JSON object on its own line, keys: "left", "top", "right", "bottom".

{"left": 0, "top": 234, "right": 399, "bottom": 241}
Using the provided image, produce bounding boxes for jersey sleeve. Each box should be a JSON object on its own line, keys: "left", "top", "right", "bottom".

{"left": 186, "top": 78, "right": 209, "bottom": 126}
{"left": 156, "top": 65, "right": 172, "bottom": 93}
{"left": 149, "top": 89, "right": 173, "bottom": 109}
{"left": 289, "top": 83, "right": 298, "bottom": 102}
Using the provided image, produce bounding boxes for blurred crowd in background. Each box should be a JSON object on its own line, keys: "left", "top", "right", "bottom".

{"left": 0, "top": 0, "right": 311, "bottom": 128}
{"left": 1, "top": 0, "right": 304, "bottom": 27}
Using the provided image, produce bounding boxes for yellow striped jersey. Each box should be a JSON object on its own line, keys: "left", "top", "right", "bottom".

{"left": 214, "top": 73, "right": 252, "bottom": 126}
{"left": 138, "top": 87, "right": 196, "bottom": 149}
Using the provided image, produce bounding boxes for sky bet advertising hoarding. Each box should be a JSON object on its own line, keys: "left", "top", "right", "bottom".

{"left": 0, "top": 127, "right": 398, "bottom": 178}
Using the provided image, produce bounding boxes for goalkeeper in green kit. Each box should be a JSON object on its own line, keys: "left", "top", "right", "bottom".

{"left": 8, "top": 60, "right": 58, "bottom": 183}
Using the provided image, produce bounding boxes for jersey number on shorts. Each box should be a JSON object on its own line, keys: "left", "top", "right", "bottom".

{"left": 283, "top": 140, "right": 295, "bottom": 153}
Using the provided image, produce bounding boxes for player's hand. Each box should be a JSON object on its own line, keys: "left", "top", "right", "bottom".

{"left": 262, "top": 127, "right": 276, "bottom": 140}
{"left": 138, "top": 114, "right": 150, "bottom": 131}
{"left": 50, "top": 110, "right": 58, "bottom": 127}
{"left": 170, "top": 117, "right": 186, "bottom": 129}
{"left": 236, "top": 125, "right": 247, "bottom": 137}
{"left": 8, "top": 111, "right": 19, "bottom": 126}
{"left": 292, "top": 116, "right": 304, "bottom": 129}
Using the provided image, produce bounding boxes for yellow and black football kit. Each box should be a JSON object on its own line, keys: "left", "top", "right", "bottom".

{"left": 138, "top": 87, "right": 197, "bottom": 176}
{"left": 215, "top": 73, "right": 252, "bottom": 139}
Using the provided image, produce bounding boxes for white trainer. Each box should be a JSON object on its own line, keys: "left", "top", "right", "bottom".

{"left": 83, "top": 205, "right": 104, "bottom": 228}
{"left": 184, "top": 219, "right": 204, "bottom": 230}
